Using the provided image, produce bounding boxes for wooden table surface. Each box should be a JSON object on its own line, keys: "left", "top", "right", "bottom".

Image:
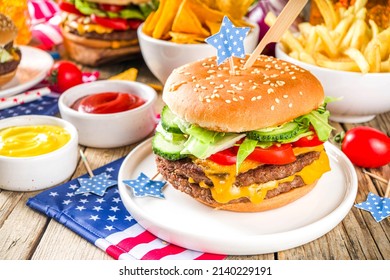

{"left": 0, "top": 55, "right": 389, "bottom": 260}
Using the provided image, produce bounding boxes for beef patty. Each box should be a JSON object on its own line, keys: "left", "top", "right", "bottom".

{"left": 155, "top": 151, "right": 321, "bottom": 205}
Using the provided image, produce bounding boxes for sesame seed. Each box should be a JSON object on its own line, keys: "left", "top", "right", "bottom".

{"left": 251, "top": 97, "right": 257, "bottom": 101}
{"left": 283, "top": 94, "right": 288, "bottom": 98}
{"left": 275, "top": 98, "right": 280, "bottom": 104}
{"left": 213, "top": 89, "right": 218, "bottom": 93}
{"left": 267, "top": 88, "right": 274, "bottom": 94}
{"left": 270, "top": 74, "right": 279, "bottom": 78}
{"left": 271, "top": 105, "right": 275, "bottom": 111}
{"left": 206, "top": 99, "right": 211, "bottom": 103}
{"left": 207, "top": 70, "right": 216, "bottom": 74}
{"left": 210, "top": 81, "right": 215, "bottom": 85}
{"left": 252, "top": 86, "right": 257, "bottom": 90}
{"left": 199, "top": 96, "right": 203, "bottom": 101}
{"left": 224, "top": 79, "right": 229, "bottom": 83}
{"left": 184, "top": 72, "right": 191, "bottom": 75}
{"left": 217, "top": 74, "right": 223, "bottom": 77}
{"left": 289, "top": 103, "right": 293, "bottom": 108}
{"left": 239, "top": 96, "right": 244, "bottom": 100}
{"left": 225, "top": 100, "right": 231, "bottom": 104}
{"left": 289, "top": 71, "right": 295, "bottom": 75}
{"left": 195, "top": 84, "right": 200, "bottom": 88}
{"left": 299, "top": 91, "right": 303, "bottom": 95}
{"left": 232, "top": 97, "right": 238, "bottom": 102}
{"left": 263, "top": 80, "right": 270, "bottom": 85}
{"left": 215, "top": 94, "right": 220, "bottom": 98}
{"left": 292, "top": 76, "right": 296, "bottom": 80}
{"left": 276, "top": 80, "right": 285, "bottom": 86}
{"left": 257, "top": 95, "right": 262, "bottom": 100}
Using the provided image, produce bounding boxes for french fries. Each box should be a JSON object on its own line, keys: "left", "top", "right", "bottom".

{"left": 272, "top": 0, "right": 390, "bottom": 73}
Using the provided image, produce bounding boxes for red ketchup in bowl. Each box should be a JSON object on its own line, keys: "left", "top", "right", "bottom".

{"left": 71, "top": 92, "right": 145, "bottom": 114}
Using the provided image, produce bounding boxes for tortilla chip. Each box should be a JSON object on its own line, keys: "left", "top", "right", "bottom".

{"left": 169, "top": 32, "right": 206, "bottom": 44}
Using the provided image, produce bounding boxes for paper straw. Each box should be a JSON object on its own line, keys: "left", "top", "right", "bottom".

{"left": 0, "top": 87, "right": 51, "bottom": 110}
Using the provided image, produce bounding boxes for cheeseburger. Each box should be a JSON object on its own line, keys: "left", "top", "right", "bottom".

{"left": 59, "top": 0, "right": 157, "bottom": 66}
{"left": 153, "top": 55, "right": 334, "bottom": 212}
{"left": 0, "top": 13, "right": 21, "bottom": 87}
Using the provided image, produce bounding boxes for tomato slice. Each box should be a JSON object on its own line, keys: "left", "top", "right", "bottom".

{"left": 99, "top": 4, "right": 125, "bottom": 13}
{"left": 247, "top": 144, "right": 296, "bottom": 165}
{"left": 58, "top": 0, "right": 84, "bottom": 16}
{"left": 293, "top": 134, "right": 324, "bottom": 147}
{"left": 209, "top": 143, "right": 296, "bottom": 165}
{"left": 208, "top": 148, "right": 237, "bottom": 165}
{"left": 90, "top": 14, "right": 129, "bottom": 30}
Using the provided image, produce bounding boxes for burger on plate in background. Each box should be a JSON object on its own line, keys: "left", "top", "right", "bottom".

{"left": 58, "top": 0, "right": 157, "bottom": 66}
{"left": 0, "top": 13, "right": 21, "bottom": 87}
{"left": 153, "top": 55, "right": 334, "bottom": 212}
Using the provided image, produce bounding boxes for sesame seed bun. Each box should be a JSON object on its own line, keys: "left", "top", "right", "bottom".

{"left": 0, "top": 13, "right": 17, "bottom": 45}
{"left": 163, "top": 55, "right": 325, "bottom": 132}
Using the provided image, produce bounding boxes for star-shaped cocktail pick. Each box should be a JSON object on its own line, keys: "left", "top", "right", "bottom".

{"left": 123, "top": 172, "right": 166, "bottom": 199}
{"left": 75, "top": 149, "right": 117, "bottom": 196}
{"left": 205, "top": 16, "right": 250, "bottom": 72}
{"left": 76, "top": 172, "right": 117, "bottom": 196}
{"left": 355, "top": 192, "right": 390, "bottom": 222}
{"left": 354, "top": 171, "right": 390, "bottom": 222}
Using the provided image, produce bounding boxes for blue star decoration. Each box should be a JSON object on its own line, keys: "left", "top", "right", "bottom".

{"left": 354, "top": 192, "right": 390, "bottom": 222}
{"left": 205, "top": 16, "right": 250, "bottom": 65}
{"left": 75, "top": 172, "right": 118, "bottom": 196}
{"left": 123, "top": 172, "right": 166, "bottom": 199}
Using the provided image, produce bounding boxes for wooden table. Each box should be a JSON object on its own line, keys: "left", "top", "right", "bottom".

{"left": 0, "top": 56, "right": 389, "bottom": 260}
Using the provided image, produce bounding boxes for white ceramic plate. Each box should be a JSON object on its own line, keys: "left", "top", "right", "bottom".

{"left": 0, "top": 46, "right": 54, "bottom": 98}
{"left": 118, "top": 138, "right": 358, "bottom": 255}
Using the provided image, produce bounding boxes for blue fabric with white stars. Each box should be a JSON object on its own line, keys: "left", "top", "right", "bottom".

{"left": 26, "top": 157, "right": 137, "bottom": 242}
{"left": 0, "top": 95, "right": 59, "bottom": 119}
{"left": 205, "top": 16, "right": 250, "bottom": 65}
{"left": 76, "top": 172, "right": 117, "bottom": 196}
{"left": 355, "top": 192, "right": 390, "bottom": 222}
{"left": 123, "top": 172, "right": 166, "bottom": 199}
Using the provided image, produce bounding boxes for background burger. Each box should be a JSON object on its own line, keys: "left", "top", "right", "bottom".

{"left": 0, "top": 13, "right": 21, "bottom": 87}
{"left": 58, "top": 0, "right": 157, "bottom": 66}
{"left": 152, "top": 55, "right": 334, "bottom": 212}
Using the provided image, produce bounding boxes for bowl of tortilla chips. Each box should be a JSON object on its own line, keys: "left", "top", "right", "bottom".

{"left": 138, "top": 0, "right": 260, "bottom": 84}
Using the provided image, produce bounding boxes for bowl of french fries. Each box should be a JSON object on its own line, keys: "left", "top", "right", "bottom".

{"left": 137, "top": 0, "right": 259, "bottom": 85}
{"left": 273, "top": 0, "right": 390, "bottom": 123}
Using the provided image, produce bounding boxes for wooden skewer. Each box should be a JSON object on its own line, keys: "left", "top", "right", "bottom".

{"left": 79, "top": 149, "right": 94, "bottom": 178}
{"left": 362, "top": 169, "right": 390, "bottom": 198}
{"left": 244, "top": 0, "right": 308, "bottom": 69}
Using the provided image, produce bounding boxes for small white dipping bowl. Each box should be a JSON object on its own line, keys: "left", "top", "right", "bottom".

{"left": 275, "top": 43, "right": 390, "bottom": 123}
{"left": 138, "top": 20, "right": 260, "bottom": 84}
{"left": 58, "top": 80, "right": 157, "bottom": 148}
{"left": 0, "top": 115, "right": 78, "bottom": 191}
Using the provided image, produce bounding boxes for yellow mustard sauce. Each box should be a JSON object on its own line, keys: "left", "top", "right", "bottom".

{"left": 0, "top": 125, "right": 71, "bottom": 157}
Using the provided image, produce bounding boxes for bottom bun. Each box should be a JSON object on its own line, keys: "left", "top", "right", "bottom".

{"left": 197, "top": 181, "right": 318, "bottom": 212}
{"left": 0, "top": 70, "right": 17, "bottom": 87}
{"left": 62, "top": 32, "right": 141, "bottom": 66}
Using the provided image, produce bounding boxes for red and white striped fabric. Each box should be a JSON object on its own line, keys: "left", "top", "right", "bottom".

{"left": 28, "top": 0, "right": 63, "bottom": 49}
{"left": 95, "top": 223, "right": 225, "bottom": 260}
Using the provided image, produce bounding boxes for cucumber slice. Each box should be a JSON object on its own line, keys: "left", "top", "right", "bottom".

{"left": 161, "top": 105, "right": 183, "bottom": 134}
{"left": 152, "top": 132, "right": 188, "bottom": 160}
{"left": 247, "top": 122, "right": 299, "bottom": 141}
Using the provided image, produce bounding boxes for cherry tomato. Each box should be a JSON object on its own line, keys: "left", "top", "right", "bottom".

{"left": 99, "top": 4, "right": 124, "bottom": 13}
{"left": 58, "top": 0, "right": 84, "bottom": 16}
{"left": 341, "top": 127, "right": 390, "bottom": 168}
{"left": 208, "top": 147, "right": 237, "bottom": 165}
{"left": 90, "top": 14, "right": 129, "bottom": 30}
{"left": 293, "top": 133, "right": 324, "bottom": 147}
{"left": 48, "top": 61, "right": 83, "bottom": 93}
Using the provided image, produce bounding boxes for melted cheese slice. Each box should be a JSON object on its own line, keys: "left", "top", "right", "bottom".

{"left": 68, "top": 21, "right": 114, "bottom": 35}
{"left": 193, "top": 145, "right": 330, "bottom": 204}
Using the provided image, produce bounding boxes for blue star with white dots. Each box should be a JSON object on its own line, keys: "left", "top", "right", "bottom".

{"left": 355, "top": 192, "right": 390, "bottom": 222}
{"left": 123, "top": 173, "right": 166, "bottom": 199}
{"left": 205, "top": 16, "right": 250, "bottom": 65}
{"left": 75, "top": 172, "right": 117, "bottom": 196}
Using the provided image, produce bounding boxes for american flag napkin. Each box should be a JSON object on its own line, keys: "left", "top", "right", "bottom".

{"left": 26, "top": 157, "right": 225, "bottom": 260}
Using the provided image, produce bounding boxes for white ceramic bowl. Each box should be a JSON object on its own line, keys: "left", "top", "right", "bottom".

{"left": 275, "top": 43, "right": 390, "bottom": 123}
{"left": 138, "top": 21, "right": 260, "bottom": 84}
{"left": 58, "top": 80, "right": 157, "bottom": 148}
{"left": 0, "top": 115, "right": 78, "bottom": 191}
